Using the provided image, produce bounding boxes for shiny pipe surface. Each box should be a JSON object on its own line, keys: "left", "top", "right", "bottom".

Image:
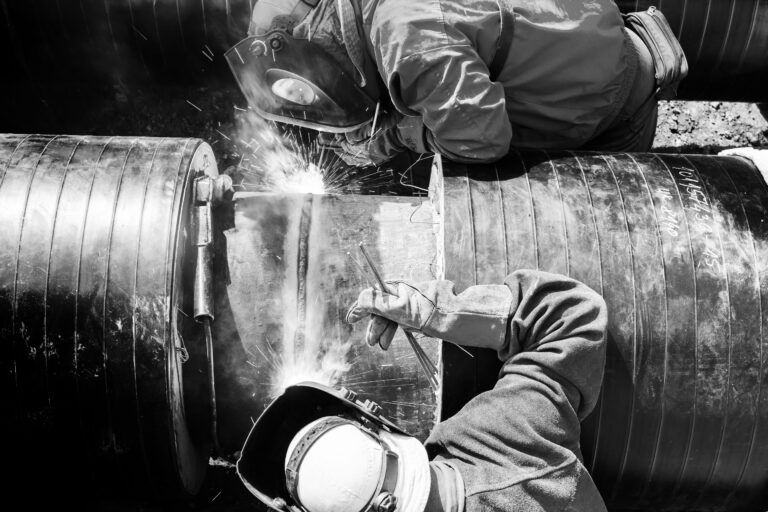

{"left": 432, "top": 150, "right": 768, "bottom": 511}
{"left": 212, "top": 192, "right": 441, "bottom": 450}
{"left": 0, "top": 134, "right": 217, "bottom": 501}
{"left": 0, "top": 0, "right": 766, "bottom": 100}
{"left": 615, "top": 0, "right": 768, "bottom": 99}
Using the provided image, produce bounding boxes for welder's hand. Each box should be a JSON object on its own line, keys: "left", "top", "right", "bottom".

{"left": 719, "top": 147, "right": 768, "bottom": 183}
{"left": 331, "top": 112, "right": 428, "bottom": 167}
{"left": 345, "top": 280, "right": 513, "bottom": 350}
{"left": 333, "top": 113, "right": 405, "bottom": 167}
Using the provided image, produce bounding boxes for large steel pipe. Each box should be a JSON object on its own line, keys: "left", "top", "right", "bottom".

{"left": 0, "top": 134, "right": 217, "bottom": 500}
{"left": 617, "top": 0, "right": 768, "bottom": 100}
{"left": 0, "top": 0, "right": 766, "bottom": 100}
{"left": 432, "top": 150, "right": 768, "bottom": 510}
{"left": 0, "top": 0, "right": 253, "bottom": 85}
{"left": 3, "top": 136, "right": 768, "bottom": 510}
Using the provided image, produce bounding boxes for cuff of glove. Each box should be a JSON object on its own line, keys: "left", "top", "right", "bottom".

{"left": 422, "top": 284, "right": 512, "bottom": 352}
{"left": 396, "top": 116, "right": 429, "bottom": 154}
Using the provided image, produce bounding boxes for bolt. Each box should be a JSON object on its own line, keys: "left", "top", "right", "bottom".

{"left": 269, "top": 35, "right": 284, "bottom": 51}
{"left": 341, "top": 387, "right": 358, "bottom": 402}
{"left": 249, "top": 40, "right": 266, "bottom": 56}
{"left": 372, "top": 493, "right": 397, "bottom": 512}
{"left": 363, "top": 399, "right": 382, "bottom": 416}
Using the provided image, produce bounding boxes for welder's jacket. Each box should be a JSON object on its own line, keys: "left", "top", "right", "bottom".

{"left": 426, "top": 270, "right": 608, "bottom": 511}
{"left": 331, "top": 0, "right": 634, "bottom": 162}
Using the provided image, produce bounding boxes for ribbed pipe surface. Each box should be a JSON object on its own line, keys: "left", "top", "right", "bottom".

{"left": 0, "top": 0, "right": 766, "bottom": 100}
{"left": 0, "top": 134, "right": 215, "bottom": 500}
{"left": 433, "top": 151, "right": 768, "bottom": 511}
{"left": 0, "top": 0, "right": 253, "bottom": 84}
{"left": 617, "top": 0, "right": 768, "bottom": 99}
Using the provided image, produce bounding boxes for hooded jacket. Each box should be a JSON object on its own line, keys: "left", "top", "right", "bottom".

{"left": 294, "top": 0, "right": 635, "bottom": 163}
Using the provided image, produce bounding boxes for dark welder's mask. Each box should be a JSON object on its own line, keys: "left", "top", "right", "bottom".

{"left": 237, "top": 382, "right": 430, "bottom": 512}
{"left": 226, "top": 0, "right": 380, "bottom": 133}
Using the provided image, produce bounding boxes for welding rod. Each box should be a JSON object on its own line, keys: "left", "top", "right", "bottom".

{"left": 358, "top": 243, "right": 440, "bottom": 392}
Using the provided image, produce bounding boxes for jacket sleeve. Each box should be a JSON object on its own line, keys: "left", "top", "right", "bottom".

{"left": 424, "top": 269, "right": 607, "bottom": 506}
{"left": 499, "top": 270, "right": 607, "bottom": 419}
{"left": 369, "top": 1, "right": 512, "bottom": 163}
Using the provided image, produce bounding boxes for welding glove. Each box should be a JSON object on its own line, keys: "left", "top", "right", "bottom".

{"left": 345, "top": 280, "right": 512, "bottom": 350}
{"left": 719, "top": 147, "right": 768, "bottom": 184}
{"left": 332, "top": 112, "right": 428, "bottom": 167}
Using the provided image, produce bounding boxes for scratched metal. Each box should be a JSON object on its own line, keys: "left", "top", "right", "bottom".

{"left": 0, "top": 134, "right": 213, "bottom": 499}
{"left": 434, "top": 151, "right": 768, "bottom": 511}
{"left": 215, "top": 192, "right": 439, "bottom": 449}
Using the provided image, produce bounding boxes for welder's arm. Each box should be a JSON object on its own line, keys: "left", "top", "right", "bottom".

{"left": 347, "top": 270, "right": 607, "bottom": 418}
{"left": 370, "top": 3, "right": 512, "bottom": 163}
{"left": 423, "top": 270, "right": 608, "bottom": 510}
{"left": 496, "top": 269, "right": 608, "bottom": 419}
{"left": 346, "top": 279, "right": 512, "bottom": 350}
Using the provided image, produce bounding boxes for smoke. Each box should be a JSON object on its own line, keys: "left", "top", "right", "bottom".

{"left": 229, "top": 108, "right": 396, "bottom": 195}
{"left": 230, "top": 109, "right": 334, "bottom": 194}
{"left": 267, "top": 195, "right": 353, "bottom": 397}
{"left": 269, "top": 340, "right": 351, "bottom": 398}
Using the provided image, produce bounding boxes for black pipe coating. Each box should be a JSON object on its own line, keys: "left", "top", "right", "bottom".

{"left": 0, "top": 134, "right": 217, "bottom": 501}
{"left": 0, "top": 0, "right": 766, "bottom": 100}
{"left": 434, "top": 150, "right": 768, "bottom": 511}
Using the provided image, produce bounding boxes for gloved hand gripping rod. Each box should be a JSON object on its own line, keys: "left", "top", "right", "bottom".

{"left": 358, "top": 243, "right": 440, "bottom": 392}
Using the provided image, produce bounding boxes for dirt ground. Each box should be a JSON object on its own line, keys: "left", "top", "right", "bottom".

{"left": 654, "top": 100, "right": 768, "bottom": 153}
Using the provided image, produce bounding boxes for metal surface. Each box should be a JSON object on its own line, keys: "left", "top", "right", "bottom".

{"left": 213, "top": 192, "right": 440, "bottom": 450}
{"left": 432, "top": 151, "right": 768, "bottom": 510}
{"left": 0, "top": 0, "right": 253, "bottom": 85}
{"left": 0, "top": 134, "right": 217, "bottom": 500}
{"left": 0, "top": 0, "right": 766, "bottom": 101}
{"left": 617, "top": 0, "right": 768, "bottom": 99}
{"left": 358, "top": 242, "right": 440, "bottom": 392}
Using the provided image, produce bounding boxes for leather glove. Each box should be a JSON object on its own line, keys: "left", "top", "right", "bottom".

{"left": 345, "top": 280, "right": 512, "bottom": 350}
{"left": 331, "top": 112, "right": 428, "bottom": 167}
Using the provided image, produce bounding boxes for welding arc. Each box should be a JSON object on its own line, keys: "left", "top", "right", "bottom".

{"left": 358, "top": 243, "right": 439, "bottom": 392}
{"left": 294, "top": 195, "right": 314, "bottom": 358}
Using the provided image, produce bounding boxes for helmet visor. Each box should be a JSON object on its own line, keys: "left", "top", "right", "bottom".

{"left": 226, "top": 34, "right": 378, "bottom": 133}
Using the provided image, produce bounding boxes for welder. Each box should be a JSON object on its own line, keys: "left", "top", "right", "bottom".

{"left": 237, "top": 269, "right": 608, "bottom": 512}
{"left": 227, "top": 0, "right": 686, "bottom": 166}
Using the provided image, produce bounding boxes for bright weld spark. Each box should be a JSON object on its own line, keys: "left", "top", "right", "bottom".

{"left": 201, "top": 50, "right": 213, "bottom": 61}
{"left": 132, "top": 26, "right": 148, "bottom": 41}
{"left": 186, "top": 100, "right": 202, "bottom": 112}
{"left": 234, "top": 47, "right": 244, "bottom": 64}
{"left": 215, "top": 129, "right": 231, "bottom": 141}
{"left": 232, "top": 111, "right": 400, "bottom": 196}
{"left": 371, "top": 101, "right": 381, "bottom": 136}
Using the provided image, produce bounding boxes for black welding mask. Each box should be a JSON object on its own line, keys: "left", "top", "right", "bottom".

{"left": 237, "top": 382, "right": 430, "bottom": 512}
{"left": 226, "top": 6, "right": 380, "bottom": 134}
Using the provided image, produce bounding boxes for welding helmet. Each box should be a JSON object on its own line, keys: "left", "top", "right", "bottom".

{"left": 226, "top": 0, "right": 380, "bottom": 133}
{"left": 237, "top": 382, "right": 430, "bottom": 512}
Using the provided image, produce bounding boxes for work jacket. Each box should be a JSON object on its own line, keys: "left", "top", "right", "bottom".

{"left": 426, "top": 270, "right": 609, "bottom": 511}
{"left": 297, "top": 0, "right": 635, "bottom": 162}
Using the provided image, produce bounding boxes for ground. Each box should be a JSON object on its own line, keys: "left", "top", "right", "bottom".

{"left": 654, "top": 101, "right": 768, "bottom": 153}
